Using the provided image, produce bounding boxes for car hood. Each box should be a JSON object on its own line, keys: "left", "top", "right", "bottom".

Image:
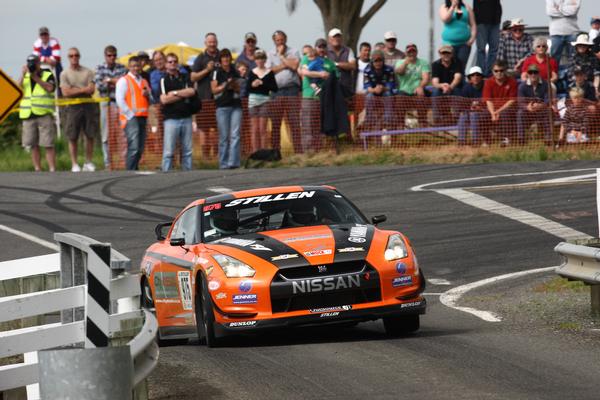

{"left": 205, "top": 223, "right": 375, "bottom": 268}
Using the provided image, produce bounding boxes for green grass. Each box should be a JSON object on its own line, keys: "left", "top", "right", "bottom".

{"left": 533, "top": 277, "right": 588, "bottom": 294}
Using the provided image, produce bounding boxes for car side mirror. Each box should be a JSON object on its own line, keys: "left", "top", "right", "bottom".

{"left": 170, "top": 237, "right": 186, "bottom": 246}
{"left": 371, "top": 215, "right": 387, "bottom": 225}
{"left": 155, "top": 222, "right": 172, "bottom": 241}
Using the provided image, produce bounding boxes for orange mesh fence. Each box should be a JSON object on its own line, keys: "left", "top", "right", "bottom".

{"left": 99, "top": 94, "right": 600, "bottom": 169}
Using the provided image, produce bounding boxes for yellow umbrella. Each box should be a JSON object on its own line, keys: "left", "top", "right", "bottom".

{"left": 118, "top": 42, "right": 204, "bottom": 67}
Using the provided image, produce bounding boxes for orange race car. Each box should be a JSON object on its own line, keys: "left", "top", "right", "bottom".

{"left": 140, "top": 185, "right": 426, "bottom": 347}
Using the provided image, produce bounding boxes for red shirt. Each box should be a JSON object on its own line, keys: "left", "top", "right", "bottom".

{"left": 483, "top": 77, "right": 518, "bottom": 108}
{"left": 521, "top": 55, "right": 558, "bottom": 82}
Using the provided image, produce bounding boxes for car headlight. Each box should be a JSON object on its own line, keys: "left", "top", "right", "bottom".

{"left": 384, "top": 234, "right": 408, "bottom": 261}
{"left": 213, "top": 254, "right": 256, "bottom": 278}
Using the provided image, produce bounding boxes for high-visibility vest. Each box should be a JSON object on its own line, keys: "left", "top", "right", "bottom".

{"left": 119, "top": 74, "right": 149, "bottom": 128}
{"left": 19, "top": 70, "right": 55, "bottom": 119}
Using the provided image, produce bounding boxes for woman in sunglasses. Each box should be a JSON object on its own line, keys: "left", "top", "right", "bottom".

{"left": 520, "top": 37, "right": 558, "bottom": 83}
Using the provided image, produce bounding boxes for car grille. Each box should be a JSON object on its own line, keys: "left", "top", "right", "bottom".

{"left": 270, "top": 263, "right": 381, "bottom": 313}
{"left": 277, "top": 259, "right": 366, "bottom": 280}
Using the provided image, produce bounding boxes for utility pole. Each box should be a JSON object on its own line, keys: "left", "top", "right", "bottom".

{"left": 429, "top": 0, "right": 434, "bottom": 64}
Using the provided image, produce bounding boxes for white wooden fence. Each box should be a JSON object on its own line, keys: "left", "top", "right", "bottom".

{"left": 0, "top": 233, "right": 158, "bottom": 399}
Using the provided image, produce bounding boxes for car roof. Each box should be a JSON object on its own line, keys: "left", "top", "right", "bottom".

{"left": 184, "top": 185, "right": 337, "bottom": 211}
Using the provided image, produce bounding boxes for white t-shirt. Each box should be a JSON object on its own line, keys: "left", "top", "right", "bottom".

{"left": 356, "top": 59, "right": 369, "bottom": 94}
{"left": 589, "top": 28, "right": 599, "bottom": 41}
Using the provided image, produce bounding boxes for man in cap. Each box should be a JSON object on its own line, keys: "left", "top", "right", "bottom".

{"left": 567, "top": 34, "right": 600, "bottom": 89}
{"left": 546, "top": 0, "right": 581, "bottom": 65}
{"left": 569, "top": 66, "right": 597, "bottom": 102}
{"left": 457, "top": 66, "right": 485, "bottom": 145}
{"left": 497, "top": 18, "right": 533, "bottom": 74}
{"left": 33, "top": 26, "right": 63, "bottom": 91}
{"left": 327, "top": 28, "right": 357, "bottom": 99}
{"left": 431, "top": 45, "right": 463, "bottom": 125}
{"left": 517, "top": 64, "right": 551, "bottom": 145}
{"left": 590, "top": 16, "right": 600, "bottom": 41}
{"left": 18, "top": 54, "right": 57, "bottom": 171}
{"left": 362, "top": 49, "right": 397, "bottom": 135}
{"left": 395, "top": 43, "right": 430, "bottom": 127}
{"left": 383, "top": 31, "right": 405, "bottom": 68}
{"left": 237, "top": 32, "right": 259, "bottom": 70}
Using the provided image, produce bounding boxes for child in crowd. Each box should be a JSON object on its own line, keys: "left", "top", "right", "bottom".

{"left": 236, "top": 60, "right": 249, "bottom": 98}
{"left": 589, "top": 16, "right": 600, "bottom": 41}
{"left": 558, "top": 87, "right": 589, "bottom": 145}
{"left": 306, "top": 47, "right": 325, "bottom": 95}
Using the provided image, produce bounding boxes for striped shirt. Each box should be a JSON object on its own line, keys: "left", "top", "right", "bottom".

{"left": 497, "top": 33, "right": 533, "bottom": 70}
{"left": 33, "top": 37, "right": 61, "bottom": 64}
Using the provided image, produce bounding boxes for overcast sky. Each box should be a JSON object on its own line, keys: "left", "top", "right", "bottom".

{"left": 0, "top": 0, "right": 596, "bottom": 79}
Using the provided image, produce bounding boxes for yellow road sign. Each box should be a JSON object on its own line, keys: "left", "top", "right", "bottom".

{"left": 0, "top": 69, "right": 23, "bottom": 124}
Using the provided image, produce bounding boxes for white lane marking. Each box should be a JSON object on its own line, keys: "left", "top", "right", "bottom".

{"left": 410, "top": 167, "right": 595, "bottom": 192}
{"left": 439, "top": 266, "right": 556, "bottom": 322}
{"left": 207, "top": 187, "right": 233, "bottom": 194}
{"left": 436, "top": 188, "right": 592, "bottom": 241}
{"left": 0, "top": 224, "right": 59, "bottom": 251}
{"left": 135, "top": 171, "right": 156, "bottom": 175}
{"left": 427, "top": 278, "right": 451, "bottom": 285}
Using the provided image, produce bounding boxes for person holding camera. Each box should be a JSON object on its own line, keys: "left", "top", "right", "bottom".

{"left": 18, "top": 54, "right": 57, "bottom": 172}
{"left": 211, "top": 48, "right": 242, "bottom": 169}
{"left": 159, "top": 53, "right": 197, "bottom": 172}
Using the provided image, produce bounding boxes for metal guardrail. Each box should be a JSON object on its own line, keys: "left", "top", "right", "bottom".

{"left": 0, "top": 233, "right": 158, "bottom": 399}
{"left": 554, "top": 241, "right": 600, "bottom": 317}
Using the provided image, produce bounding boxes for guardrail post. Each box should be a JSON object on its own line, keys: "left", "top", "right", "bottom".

{"left": 38, "top": 347, "right": 133, "bottom": 400}
{"left": 60, "top": 242, "right": 86, "bottom": 324}
{"left": 592, "top": 286, "right": 600, "bottom": 317}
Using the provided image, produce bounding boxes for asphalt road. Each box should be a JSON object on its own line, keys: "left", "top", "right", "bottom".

{"left": 1, "top": 160, "right": 599, "bottom": 399}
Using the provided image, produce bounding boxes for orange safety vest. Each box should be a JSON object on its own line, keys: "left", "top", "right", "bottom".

{"left": 119, "top": 74, "right": 149, "bottom": 128}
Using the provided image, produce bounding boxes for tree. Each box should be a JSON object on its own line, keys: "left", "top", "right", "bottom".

{"left": 286, "top": 0, "right": 387, "bottom": 52}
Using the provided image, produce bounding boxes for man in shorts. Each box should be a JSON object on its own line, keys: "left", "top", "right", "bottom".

{"left": 18, "top": 54, "right": 57, "bottom": 172}
{"left": 60, "top": 47, "right": 98, "bottom": 172}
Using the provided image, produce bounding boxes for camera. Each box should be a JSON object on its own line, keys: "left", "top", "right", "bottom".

{"left": 26, "top": 56, "right": 38, "bottom": 73}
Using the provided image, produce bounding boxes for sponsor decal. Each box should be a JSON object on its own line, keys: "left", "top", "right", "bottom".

{"left": 292, "top": 274, "right": 361, "bottom": 294}
{"left": 396, "top": 262, "right": 407, "bottom": 274}
{"left": 154, "top": 272, "right": 179, "bottom": 299}
{"left": 392, "top": 276, "right": 413, "bottom": 287}
{"left": 320, "top": 312, "right": 340, "bottom": 317}
{"left": 239, "top": 280, "right": 252, "bottom": 292}
{"left": 400, "top": 301, "right": 422, "bottom": 308}
{"left": 177, "top": 271, "right": 193, "bottom": 310}
{"left": 233, "top": 294, "right": 258, "bottom": 304}
{"left": 304, "top": 249, "right": 333, "bottom": 257}
{"left": 215, "top": 292, "right": 227, "bottom": 300}
{"left": 225, "top": 191, "right": 315, "bottom": 207}
{"left": 348, "top": 224, "right": 367, "bottom": 243}
{"left": 337, "top": 247, "right": 365, "bottom": 253}
{"left": 208, "top": 280, "right": 220, "bottom": 291}
{"left": 271, "top": 253, "right": 299, "bottom": 261}
{"left": 203, "top": 203, "right": 222, "bottom": 212}
{"left": 155, "top": 299, "right": 180, "bottom": 304}
{"left": 309, "top": 305, "right": 352, "bottom": 313}
{"left": 283, "top": 234, "right": 330, "bottom": 243}
{"left": 228, "top": 320, "right": 257, "bottom": 327}
{"left": 317, "top": 265, "right": 328, "bottom": 273}
{"left": 214, "top": 237, "right": 272, "bottom": 251}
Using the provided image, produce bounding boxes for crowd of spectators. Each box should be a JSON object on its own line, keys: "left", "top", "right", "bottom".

{"left": 16, "top": 1, "right": 600, "bottom": 171}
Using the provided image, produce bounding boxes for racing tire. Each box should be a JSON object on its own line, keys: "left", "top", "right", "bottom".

{"left": 195, "top": 276, "right": 220, "bottom": 348}
{"left": 383, "top": 314, "right": 420, "bottom": 337}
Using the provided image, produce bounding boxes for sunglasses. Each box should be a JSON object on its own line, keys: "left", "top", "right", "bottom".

{"left": 385, "top": 38, "right": 397, "bottom": 42}
{"left": 440, "top": 51, "right": 452, "bottom": 55}
{"left": 317, "top": 45, "right": 327, "bottom": 49}
{"left": 528, "top": 70, "right": 539, "bottom": 74}
{"left": 469, "top": 73, "right": 483, "bottom": 77}
{"left": 68, "top": 54, "right": 80, "bottom": 58}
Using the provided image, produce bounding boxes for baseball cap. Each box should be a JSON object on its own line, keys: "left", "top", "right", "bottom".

{"left": 406, "top": 43, "right": 418, "bottom": 52}
{"left": 328, "top": 28, "right": 342, "bottom": 37}
{"left": 384, "top": 31, "right": 397, "bottom": 40}
{"left": 315, "top": 38, "right": 327, "bottom": 48}
{"left": 467, "top": 66, "right": 483, "bottom": 76}
{"left": 245, "top": 32, "right": 257, "bottom": 41}
{"left": 439, "top": 45, "right": 453, "bottom": 53}
{"left": 39, "top": 26, "right": 49, "bottom": 35}
{"left": 526, "top": 64, "right": 539, "bottom": 73}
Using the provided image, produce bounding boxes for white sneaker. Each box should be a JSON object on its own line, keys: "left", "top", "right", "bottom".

{"left": 71, "top": 164, "right": 81, "bottom": 172}
{"left": 82, "top": 162, "right": 96, "bottom": 172}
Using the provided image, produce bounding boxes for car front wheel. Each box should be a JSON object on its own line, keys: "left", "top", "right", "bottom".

{"left": 195, "top": 276, "right": 220, "bottom": 347}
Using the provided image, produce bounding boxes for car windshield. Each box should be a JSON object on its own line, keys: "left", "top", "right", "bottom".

{"left": 202, "top": 190, "right": 367, "bottom": 242}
